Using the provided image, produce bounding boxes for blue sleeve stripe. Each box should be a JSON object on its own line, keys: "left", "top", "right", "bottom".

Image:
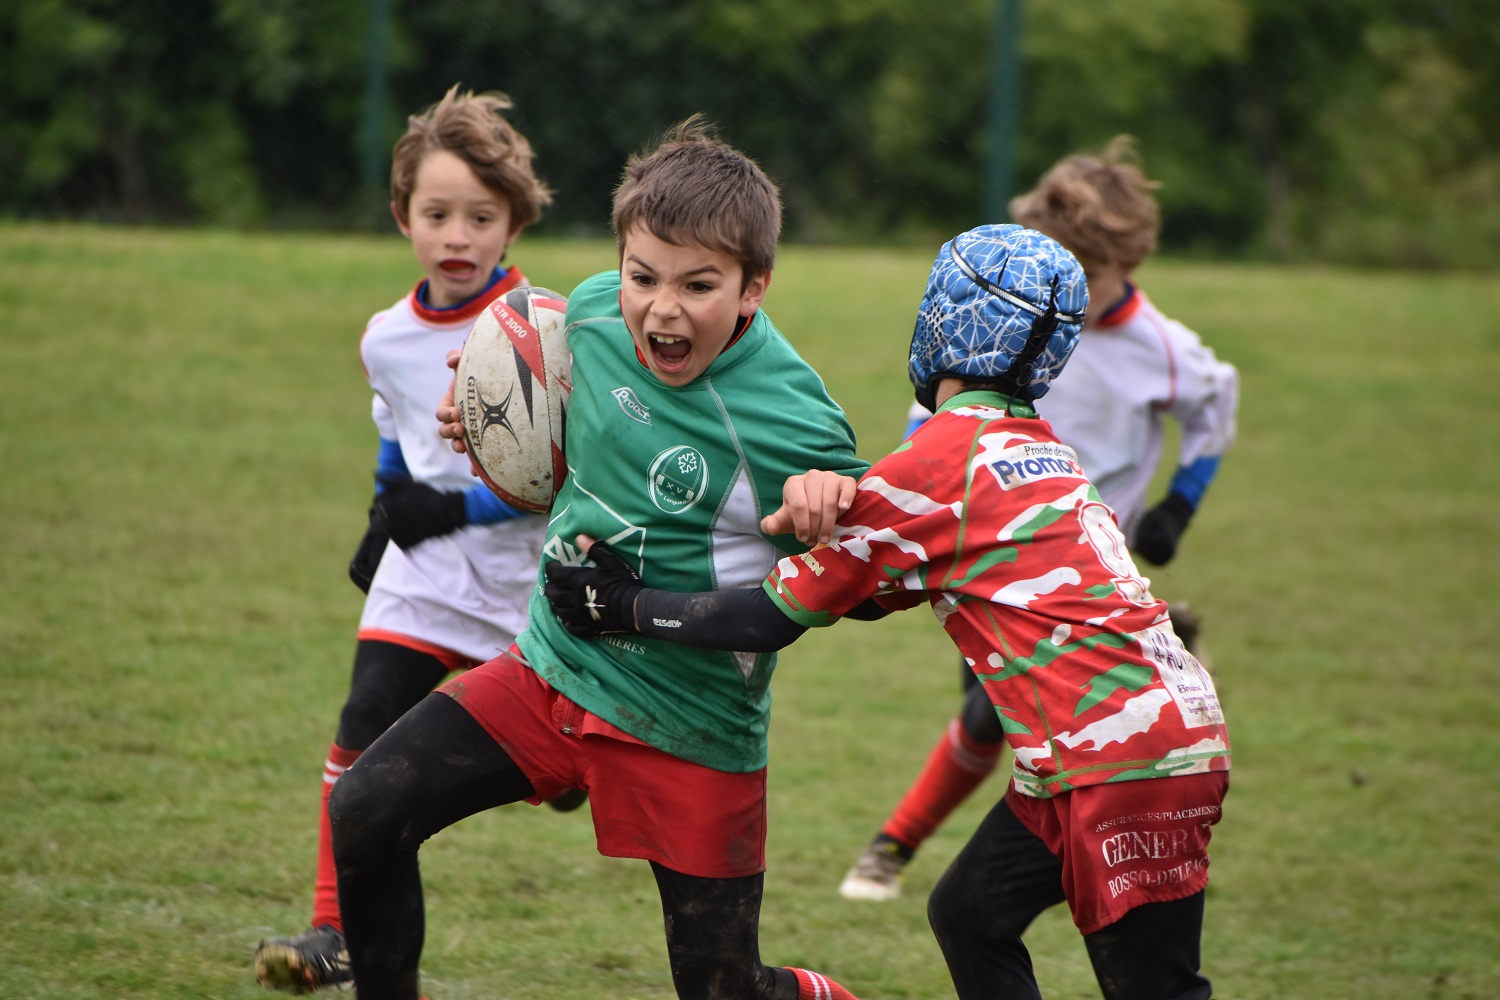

{"left": 1169, "top": 456, "right": 1221, "bottom": 508}
{"left": 374, "top": 438, "right": 410, "bottom": 491}
{"left": 464, "top": 485, "right": 523, "bottom": 524}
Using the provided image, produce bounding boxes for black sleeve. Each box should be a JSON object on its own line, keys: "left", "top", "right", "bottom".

{"left": 632, "top": 588, "right": 891, "bottom": 651}
{"left": 633, "top": 587, "right": 808, "bottom": 652}
{"left": 844, "top": 598, "right": 893, "bottom": 621}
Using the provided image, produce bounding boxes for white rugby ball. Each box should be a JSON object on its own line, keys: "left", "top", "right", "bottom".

{"left": 456, "top": 285, "right": 571, "bottom": 513}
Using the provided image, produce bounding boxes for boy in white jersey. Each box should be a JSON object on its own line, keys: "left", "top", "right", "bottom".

{"left": 839, "top": 137, "right": 1241, "bottom": 902}
{"left": 326, "top": 120, "right": 870, "bottom": 1000}
{"left": 254, "top": 86, "right": 563, "bottom": 993}
{"left": 546, "top": 224, "right": 1230, "bottom": 1000}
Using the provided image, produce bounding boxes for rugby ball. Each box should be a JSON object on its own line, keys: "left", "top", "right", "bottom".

{"left": 456, "top": 285, "right": 571, "bottom": 513}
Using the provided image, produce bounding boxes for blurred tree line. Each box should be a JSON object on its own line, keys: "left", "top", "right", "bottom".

{"left": 2, "top": 0, "right": 1497, "bottom": 267}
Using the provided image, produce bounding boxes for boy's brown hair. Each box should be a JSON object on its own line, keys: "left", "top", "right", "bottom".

{"left": 612, "top": 116, "right": 781, "bottom": 284}
{"left": 1008, "top": 135, "right": 1160, "bottom": 271}
{"left": 390, "top": 85, "right": 552, "bottom": 229}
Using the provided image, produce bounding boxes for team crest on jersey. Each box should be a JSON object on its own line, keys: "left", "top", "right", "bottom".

{"left": 610, "top": 386, "right": 651, "bottom": 424}
{"left": 649, "top": 445, "right": 708, "bottom": 514}
{"left": 981, "top": 439, "right": 1085, "bottom": 490}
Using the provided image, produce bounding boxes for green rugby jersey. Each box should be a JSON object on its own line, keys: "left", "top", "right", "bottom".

{"left": 516, "top": 270, "right": 865, "bottom": 772}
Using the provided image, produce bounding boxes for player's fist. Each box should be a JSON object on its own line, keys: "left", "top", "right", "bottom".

{"left": 1134, "top": 492, "right": 1195, "bottom": 566}
{"left": 761, "top": 470, "right": 858, "bottom": 545}
{"left": 544, "top": 536, "right": 644, "bottom": 637}
{"left": 375, "top": 480, "right": 467, "bottom": 549}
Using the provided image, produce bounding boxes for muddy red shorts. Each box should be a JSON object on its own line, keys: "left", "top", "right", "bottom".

{"left": 440, "top": 644, "right": 768, "bottom": 879}
{"left": 1007, "top": 771, "right": 1229, "bottom": 934}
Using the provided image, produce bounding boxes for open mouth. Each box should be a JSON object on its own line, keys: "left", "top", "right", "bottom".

{"left": 649, "top": 333, "right": 692, "bottom": 373}
{"left": 439, "top": 259, "right": 477, "bottom": 279}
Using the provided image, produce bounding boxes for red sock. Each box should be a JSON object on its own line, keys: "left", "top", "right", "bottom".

{"left": 882, "top": 718, "right": 1004, "bottom": 851}
{"left": 311, "top": 743, "right": 362, "bottom": 931}
{"left": 790, "top": 967, "right": 861, "bottom": 1000}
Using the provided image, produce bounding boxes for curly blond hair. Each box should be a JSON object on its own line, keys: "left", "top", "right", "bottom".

{"left": 1008, "top": 136, "right": 1160, "bottom": 271}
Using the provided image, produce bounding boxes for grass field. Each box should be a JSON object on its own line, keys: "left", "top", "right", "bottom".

{"left": 1, "top": 222, "right": 1498, "bottom": 999}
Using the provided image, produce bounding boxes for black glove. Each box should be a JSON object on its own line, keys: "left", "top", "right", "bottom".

{"left": 347, "top": 502, "right": 390, "bottom": 593}
{"left": 543, "top": 543, "right": 644, "bottom": 637}
{"left": 374, "top": 480, "right": 467, "bottom": 549}
{"left": 1133, "top": 492, "right": 1195, "bottom": 566}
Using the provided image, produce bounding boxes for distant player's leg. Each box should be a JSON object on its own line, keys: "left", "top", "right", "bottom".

{"left": 842, "top": 672, "right": 1005, "bottom": 900}
{"left": 652, "top": 863, "right": 862, "bottom": 1000}
{"left": 329, "top": 690, "right": 536, "bottom": 1000}
{"left": 255, "top": 640, "right": 448, "bottom": 993}
{"left": 927, "top": 795, "right": 1065, "bottom": 1000}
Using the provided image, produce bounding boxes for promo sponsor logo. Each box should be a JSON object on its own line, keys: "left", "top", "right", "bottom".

{"left": 984, "top": 441, "right": 1085, "bottom": 489}
{"left": 610, "top": 386, "right": 651, "bottom": 425}
{"left": 649, "top": 445, "right": 709, "bottom": 514}
{"left": 800, "top": 551, "right": 825, "bottom": 576}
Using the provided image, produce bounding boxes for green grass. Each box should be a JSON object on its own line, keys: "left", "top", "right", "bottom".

{"left": 2, "top": 222, "right": 1498, "bottom": 999}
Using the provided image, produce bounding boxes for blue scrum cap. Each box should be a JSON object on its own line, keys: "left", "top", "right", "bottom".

{"left": 908, "top": 223, "right": 1088, "bottom": 411}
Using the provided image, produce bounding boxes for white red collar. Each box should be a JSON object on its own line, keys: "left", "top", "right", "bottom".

{"left": 409, "top": 266, "right": 526, "bottom": 324}
{"left": 1092, "top": 284, "right": 1141, "bottom": 329}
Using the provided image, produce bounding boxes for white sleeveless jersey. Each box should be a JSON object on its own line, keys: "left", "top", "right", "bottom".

{"left": 907, "top": 288, "right": 1238, "bottom": 542}
{"left": 356, "top": 278, "right": 546, "bottom": 663}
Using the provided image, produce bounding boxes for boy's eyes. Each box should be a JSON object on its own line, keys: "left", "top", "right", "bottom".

{"left": 420, "top": 209, "right": 494, "bottom": 224}
{"left": 627, "top": 275, "right": 718, "bottom": 293}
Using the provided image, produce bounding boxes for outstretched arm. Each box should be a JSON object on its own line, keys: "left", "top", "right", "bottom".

{"left": 544, "top": 536, "right": 886, "bottom": 652}
{"left": 634, "top": 587, "right": 809, "bottom": 652}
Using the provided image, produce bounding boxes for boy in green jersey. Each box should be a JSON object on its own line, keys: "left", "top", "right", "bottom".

{"left": 327, "top": 119, "right": 869, "bottom": 1000}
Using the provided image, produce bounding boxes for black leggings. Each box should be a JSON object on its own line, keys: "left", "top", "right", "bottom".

{"left": 334, "top": 639, "right": 452, "bottom": 751}
{"left": 928, "top": 795, "right": 1212, "bottom": 1000}
{"left": 328, "top": 692, "right": 800, "bottom": 1000}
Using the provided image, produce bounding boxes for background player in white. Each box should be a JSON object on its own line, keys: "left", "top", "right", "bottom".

{"left": 839, "top": 136, "right": 1239, "bottom": 900}
{"left": 253, "top": 87, "right": 568, "bottom": 994}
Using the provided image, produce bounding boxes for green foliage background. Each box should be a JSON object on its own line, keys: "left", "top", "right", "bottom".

{"left": 3, "top": 0, "right": 1500, "bottom": 266}
{"left": 1, "top": 224, "right": 1498, "bottom": 997}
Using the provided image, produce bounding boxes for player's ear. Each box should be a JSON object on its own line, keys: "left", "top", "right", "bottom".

{"left": 391, "top": 202, "right": 412, "bottom": 238}
{"left": 739, "top": 269, "right": 771, "bottom": 316}
{"left": 501, "top": 222, "right": 525, "bottom": 261}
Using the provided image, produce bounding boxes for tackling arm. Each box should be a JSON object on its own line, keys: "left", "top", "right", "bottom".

{"left": 544, "top": 540, "right": 888, "bottom": 652}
